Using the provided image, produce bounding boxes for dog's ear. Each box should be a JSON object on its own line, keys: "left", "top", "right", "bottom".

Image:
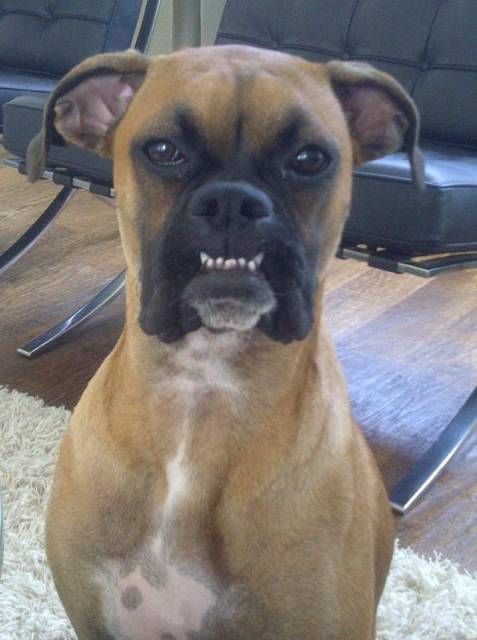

{"left": 27, "top": 50, "right": 149, "bottom": 182}
{"left": 326, "top": 60, "right": 424, "bottom": 189}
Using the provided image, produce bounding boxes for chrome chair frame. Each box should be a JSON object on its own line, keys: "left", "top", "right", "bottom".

{"left": 0, "top": 185, "right": 75, "bottom": 275}
{"left": 337, "top": 249, "right": 477, "bottom": 515}
{"left": 389, "top": 386, "right": 477, "bottom": 514}
{"left": 2, "top": 157, "right": 124, "bottom": 358}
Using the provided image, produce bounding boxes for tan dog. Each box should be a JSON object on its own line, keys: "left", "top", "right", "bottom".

{"left": 28, "top": 45, "right": 423, "bottom": 640}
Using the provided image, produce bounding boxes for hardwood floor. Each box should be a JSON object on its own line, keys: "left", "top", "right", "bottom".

{"left": 1, "top": 150, "right": 476, "bottom": 571}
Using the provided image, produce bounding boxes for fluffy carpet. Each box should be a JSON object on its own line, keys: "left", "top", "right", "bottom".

{"left": 1, "top": 386, "right": 476, "bottom": 639}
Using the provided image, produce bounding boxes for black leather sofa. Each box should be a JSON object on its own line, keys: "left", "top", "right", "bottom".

{"left": 1, "top": 0, "right": 476, "bottom": 513}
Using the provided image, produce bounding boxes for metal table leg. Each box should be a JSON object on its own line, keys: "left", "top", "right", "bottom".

{"left": 17, "top": 270, "right": 126, "bottom": 358}
{"left": 0, "top": 187, "right": 75, "bottom": 275}
{"left": 390, "top": 386, "right": 477, "bottom": 514}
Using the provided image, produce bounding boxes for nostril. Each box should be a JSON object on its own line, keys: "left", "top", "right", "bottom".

{"left": 205, "top": 198, "right": 220, "bottom": 217}
{"left": 194, "top": 197, "right": 220, "bottom": 217}
{"left": 240, "top": 196, "right": 270, "bottom": 219}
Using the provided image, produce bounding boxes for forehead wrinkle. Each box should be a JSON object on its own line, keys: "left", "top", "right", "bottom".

{"left": 237, "top": 72, "right": 304, "bottom": 154}
{"left": 209, "top": 67, "right": 247, "bottom": 157}
{"left": 174, "top": 66, "right": 250, "bottom": 159}
{"left": 232, "top": 70, "right": 256, "bottom": 147}
{"left": 174, "top": 106, "right": 206, "bottom": 151}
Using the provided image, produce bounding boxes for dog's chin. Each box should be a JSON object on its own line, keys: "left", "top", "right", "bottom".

{"left": 182, "top": 271, "right": 276, "bottom": 333}
{"left": 191, "top": 298, "right": 267, "bottom": 332}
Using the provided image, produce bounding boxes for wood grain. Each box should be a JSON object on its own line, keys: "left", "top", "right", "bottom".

{"left": 0, "top": 150, "right": 476, "bottom": 571}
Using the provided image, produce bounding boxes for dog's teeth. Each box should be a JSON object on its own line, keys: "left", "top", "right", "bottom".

{"left": 254, "top": 252, "right": 264, "bottom": 267}
{"left": 224, "top": 258, "right": 237, "bottom": 270}
{"left": 201, "top": 254, "right": 261, "bottom": 272}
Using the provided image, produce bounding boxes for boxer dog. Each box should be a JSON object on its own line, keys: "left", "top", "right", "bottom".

{"left": 28, "top": 45, "right": 423, "bottom": 639}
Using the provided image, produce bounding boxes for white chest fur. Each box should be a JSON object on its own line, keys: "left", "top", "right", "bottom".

{"left": 165, "top": 329, "right": 245, "bottom": 397}
{"left": 161, "top": 330, "right": 246, "bottom": 513}
{"left": 163, "top": 438, "right": 188, "bottom": 517}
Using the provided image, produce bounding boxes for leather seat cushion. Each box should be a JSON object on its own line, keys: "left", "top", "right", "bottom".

{"left": 2, "top": 94, "right": 112, "bottom": 184}
{"left": 0, "top": 67, "right": 57, "bottom": 128}
{"left": 347, "top": 144, "right": 477, "bottom": 254}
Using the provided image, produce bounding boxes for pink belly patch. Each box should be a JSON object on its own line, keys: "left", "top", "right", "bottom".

{"left": 112, "top": 561, "right": 217, "bottom": 640}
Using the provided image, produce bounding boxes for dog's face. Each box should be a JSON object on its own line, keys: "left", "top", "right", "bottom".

{"left": 28, "top": 46, "right": 423, "bottom": 344}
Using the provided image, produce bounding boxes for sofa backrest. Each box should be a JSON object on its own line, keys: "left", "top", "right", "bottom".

{"left": 0, "top": 0, "right": 143, "bottom": 77}
{"left": 216, "top": 0, "right": 477, "bottom": 149}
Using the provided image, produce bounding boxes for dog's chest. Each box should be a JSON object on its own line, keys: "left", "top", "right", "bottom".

{"left": 99, "top": 532, "right": 220, "bottom": 640}
{"left": 97, "top": 331, "right": 251, "bottom": 639}
{"left": 98, "top": 342, "right": 235, "bottom": 640}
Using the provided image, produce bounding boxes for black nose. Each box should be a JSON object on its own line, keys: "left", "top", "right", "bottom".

{"left": 188, "top": 181, "right": 273, "bottom": 228}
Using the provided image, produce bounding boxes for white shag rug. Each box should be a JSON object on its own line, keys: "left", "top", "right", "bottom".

{"left": 1, "top": 386, "right": 476, "bottom": 640}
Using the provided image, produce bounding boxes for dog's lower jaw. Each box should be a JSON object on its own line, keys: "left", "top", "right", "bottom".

{"left": 139, "top": 294, "right": 272, "bottom": 342}
{"left": 189, "top": 296, "right": 277, "bottom": 333}
{"left": 139, "top": 287, "right": 313, "bottom": 344}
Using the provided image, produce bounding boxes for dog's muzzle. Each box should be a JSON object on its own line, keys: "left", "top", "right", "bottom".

{"left": 182, "top": 181, "right": 277, "bottom": 333}
{"left": 140, "top": 180, "right": 315, "bottom": 344}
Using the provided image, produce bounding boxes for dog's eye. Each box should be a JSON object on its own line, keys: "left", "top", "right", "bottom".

{"left": 287, "top": 146, "right": 329, "bottom": 176}
{"left": 145, "top": 140, "right": 186, "bottom": 166}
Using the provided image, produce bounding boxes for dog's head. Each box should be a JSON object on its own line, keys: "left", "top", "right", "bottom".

{"left": 28, "top": 46, "right": 423, "bottom": 344}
